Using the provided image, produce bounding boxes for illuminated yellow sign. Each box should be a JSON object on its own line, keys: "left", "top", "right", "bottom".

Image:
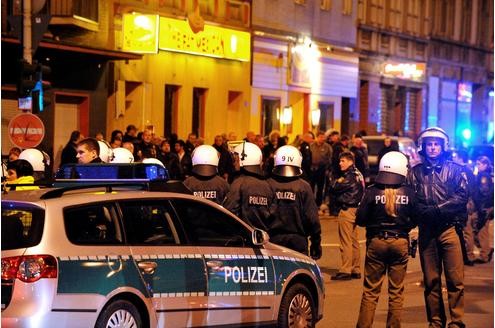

{"left": 382, "top": 62, "right": 426, "bottom": 82}
{"left": 158, "top": 17, "right": 250, "bottom": 62}
{"left": 123, "top": 13, "right": 159, "bottom": 54}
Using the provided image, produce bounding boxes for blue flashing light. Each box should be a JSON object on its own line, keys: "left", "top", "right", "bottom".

{"left": 489, "top": 90, "right": 494, "bottom": 97}
{"left": 461, "top": 128, "right": 472, "bottom": 140}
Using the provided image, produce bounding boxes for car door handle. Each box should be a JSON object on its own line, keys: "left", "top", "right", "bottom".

{"left": 138, "top": 261, "right": 157, "bottom": 274}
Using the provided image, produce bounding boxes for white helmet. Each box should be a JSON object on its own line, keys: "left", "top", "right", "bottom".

{"left": 417, "top": 127, "right": 449, "bottom": 152}
{"left": 19, "top": 148, "right": 50, "bottom": 172}
{"left": 191, "top": 145, "right": 219, "bottom": 176}
{"left": 273, "top": 145, "right": 303, "bottom": 177}
{"left": 234, "top": 142, "right": 263, "bottom": 175}
{"left": 97, "top": 140, "right": 114, "bottom": 163}
{"left": 142, "top": 157, "right": 165, "bottom": 167}
{"left": 111, "top": 147, "right": 134, "bottom": 163}
{"left": 376, "top": 151, "right": 409, "bottom": 185}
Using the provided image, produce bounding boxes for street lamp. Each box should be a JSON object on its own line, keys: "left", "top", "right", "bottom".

{"left": 311, "top": 108, "right": 321, "bottom": 128}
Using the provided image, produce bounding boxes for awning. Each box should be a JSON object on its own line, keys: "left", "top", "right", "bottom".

{"left": 2, "top": 37, "right": 142, "bottom": 61}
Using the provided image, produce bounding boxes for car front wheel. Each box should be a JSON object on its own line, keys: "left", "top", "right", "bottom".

{"left": 95, "top": 299, "right": 142, "bottom": 328}
{"left": 278, "top": 283, "right": 316, "bottom": 328}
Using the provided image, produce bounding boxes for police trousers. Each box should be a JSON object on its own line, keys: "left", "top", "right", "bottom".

{"left": 356, "top": 237, "right": 409, "bottom": 328}
{"left": 337, "top": 207, "right": 361, "bottom": 274}
{"left": 419, "top": 226, "right": 465, "bottom": 328}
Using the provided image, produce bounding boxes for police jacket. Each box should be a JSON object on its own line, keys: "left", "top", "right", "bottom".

{"left": 223, "top": 172, "right": 275, "bottom": 231}
{"left": 329, "top": 165, "right": 365, "bottom": 209}
{"left": 407, "top": 156, "right": 468, "bottom": 229}
{"left": 184, "top": 174, "right": 230, "bottom": 205}
{"left": 356, "top": 184, "right": 417, "bottom": 239}
{"left": 267, "top": 176, "right": 321, "bottom": 243}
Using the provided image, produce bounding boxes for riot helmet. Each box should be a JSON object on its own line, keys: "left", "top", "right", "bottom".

{"left": 111, "top": 147, "right": 134, "bottom": 163}
{"left": 97, "top": 140, "right": 113, "bottom": 163}
{"left": 375, "top": 151, "right": 408, "bottom": 185}
{"left": 272, "top": 145, "right": 303, "bottom": 177}
{"left": 19, "top": 148, "right": 50, "bottom": 172}
{"left": 233, "top": 142, "right": 263, "bottom": 176}
{"left": 417, "top": 127, "right": 449, "bottom": 152}
{"left": 191, "top": 145, "right": 219, "bottom": 177}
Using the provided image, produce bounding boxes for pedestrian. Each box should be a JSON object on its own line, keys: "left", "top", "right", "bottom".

{"left": 5, "top": 159, "right": 40, "bottom": 190}
{"left": 299, "top": 132, "right": 313, "bottom": 182}
{"left": 122, "top": 124, "right": 138, "bottom": 144}
{"left": 109, "top": 130, "right": 123, "bottom": 149}
{"left": 473, "top": 155, "right": 494, "bottom": 264}
{"left": 377, "top": 136, "right": 398, "bottom": 165}
{"left": 310, "top": 131, "right": 333, "bottom": 210}
{"left": 223, "top": 142, "right": 275, "bottom": 231}
{"left": 267, "top": 145, "right": 322, "bottom": 259}
{"left": 350, "top": 134, "right": 370, "bottom": 183}
{"left": 76, "top": 138, "right": 103, "bottom": 164}
{"left": 212, "top": 135, "right": 234, "bottom": 181}
{"left": 157, "top": 139, "right": 181, "bottom": 180}
{"left": 355, "top": 151, "right": 418, "bottom": 328}
{"left": 329, "top": 151, "right": 365, "bottom": 280}
{"left": 136, "top": 128, "right": 159, "bottom": 161}
{"left": 407, "top": 127, "right": 468, "bottom": 328}
{"left": 61, "top": 130, "right": 83, "bottom": 166}
{"left": 8, "top": 147, "right": 21, "bottom": 162}
{"left": 185, "top": 132, "right": 197, "bottom": 155}
{"left": 174, "top": 139, "right": 192, "bottom": 180}
{"left": 184, "top": 145, "right": 230, "bottom": 205}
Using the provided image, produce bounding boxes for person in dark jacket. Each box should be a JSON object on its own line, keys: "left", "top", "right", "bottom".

{"left": 299, "top": 132, "right": 313, "bottom": 182}
{"left": 157, "top": 139, "right": 181, "bottom": 180}
{"left": 212, "top": 135, "right": 234, "bottom": 181}
{"left": 223, "top": 142, "right": 275, "bottom": 231}
{"left": 267, "top": 145, "right": 322, "bottom": 259}
{"left": 356, "top": 151, "right": 418, "bottom": 328}
{"left": 61, "top": 130, "right": 82, "bottom": 166}
{"left": 76, "top": 138, "right": 103, "bottom": 164}
{"left": 377, "top": 136, "right": 399, "bottom": 165}
{"left": 174, "top": 139, "right": 193, "bottom": 180}
{"left": 407, "top": 127, "right": 468, "bottom": 328}
{"left": 183, "top": 145, "right": 230, "bottom": 205}
{"left": 329, "top": 151, "right": 365, "bottom": 280}
{"left": 350, "top": 134, "right": 370, "bottom": 182}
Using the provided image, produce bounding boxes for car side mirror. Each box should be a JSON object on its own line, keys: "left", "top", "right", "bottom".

{"left": 252, "top": 228, "right": 269, "bottom": 246}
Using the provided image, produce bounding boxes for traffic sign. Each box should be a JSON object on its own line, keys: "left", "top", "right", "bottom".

{"left": 8, "top": 113, "right": 45, "bottom": 148}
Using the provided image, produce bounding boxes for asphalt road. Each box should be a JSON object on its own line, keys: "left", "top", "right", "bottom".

{"left": 315, "top": 215, "right": 494, "bottom": 328}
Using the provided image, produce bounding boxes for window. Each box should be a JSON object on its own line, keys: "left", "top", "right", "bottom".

{"left": 171, "top": 199, "right": 252, "bottom": 247}
{"left": 2, "top": 206, "right": 44, "bottom": 250}
{"left": 64, "top": 204, "right": 122, "bottom": 245}
{"left": 342, "top": 0, "right": 352, "bottom": 15}
{"left": 119, "top": 201, "right": 178, "bottom": 245}
{"left": 320, "top": 0, "right": 331, "bottom": 11}
{"left": 192, "top": 88, "right": 207, "bottom": 138}
{"left": 164, "top": 84, "right": 180, "bottom": 137}
{"left": 261, "top": 97, "right": 281, "bottom": 136}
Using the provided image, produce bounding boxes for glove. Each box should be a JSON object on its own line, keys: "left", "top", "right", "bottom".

{"left": 310, "top": 243, "right": 322, "bottom": 260}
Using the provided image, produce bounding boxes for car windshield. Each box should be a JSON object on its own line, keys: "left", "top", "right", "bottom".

{"left": 1, "top": 204, "right": 44, "bottom": 250}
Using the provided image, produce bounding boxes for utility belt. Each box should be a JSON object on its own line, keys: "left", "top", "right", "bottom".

{"left": 368, "top": 231, "right": 409, "bottom": 240}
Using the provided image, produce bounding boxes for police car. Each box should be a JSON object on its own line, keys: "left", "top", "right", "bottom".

{"left": 1, "top": 165, "right": 324, "bottom": 327}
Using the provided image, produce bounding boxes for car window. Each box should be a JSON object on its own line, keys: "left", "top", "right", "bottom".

{"left": 171, "top": 199, "right": 252, "bottom": 247}
{"left": 1, "top": 204, "right": 44, "bottom": 250}
{"left": 119, "top": 200, "right": 179, "bottom": 245}
{"left": 64, "top": 203, "right": 123, "bottom": 245}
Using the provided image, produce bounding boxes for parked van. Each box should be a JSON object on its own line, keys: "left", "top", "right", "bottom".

{"left": 362, "top": 136, "right": 420, "bottom": 183}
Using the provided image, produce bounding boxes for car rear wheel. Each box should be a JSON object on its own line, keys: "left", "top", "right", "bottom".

{"left": 278, "top": 283, "right": 316, "bottom": 328}
{"left": 95, "top": 299, "right": 142, "bottom": 328}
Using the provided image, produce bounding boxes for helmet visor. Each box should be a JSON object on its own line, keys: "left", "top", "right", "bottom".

{"left": 192, "top": 164, "right": 218, "bottom": 177}
{"left": 272, "top": 165, "right": 302, "bottom": 177}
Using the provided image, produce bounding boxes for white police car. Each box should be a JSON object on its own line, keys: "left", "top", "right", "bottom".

{"left": 2, "top": 183, "right": 324, "bottom": 327}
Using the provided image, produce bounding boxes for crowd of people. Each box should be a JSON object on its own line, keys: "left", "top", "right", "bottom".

{"left": 2, "top": 124, "right": 493, "bottom": 328}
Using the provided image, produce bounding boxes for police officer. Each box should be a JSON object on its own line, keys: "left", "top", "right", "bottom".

{"left": 407, "top": 127, "right": 468, "bottom": 328}
{"left": 223, "top": 142, "right": 275, "bottom": 231}
{"left": 76, "top": 138, "right": 103, "bottom": 164}
{"left": 267, "top": 145, "right": 322, "bottom": 259}
{"left": 19, "top": 148, "right": 52, "bottom": 182}
{"left": 184, "top": 145, "right": 230, "bottom": 205}
{"left": 356, "top": 151, "right": 418, "bottom": 328}
{"left": 473, "top": 156, "right": 494, "bottom": 263}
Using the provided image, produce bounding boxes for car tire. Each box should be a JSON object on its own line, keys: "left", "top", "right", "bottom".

{"left": 278, "top": 283, "right": 316, "bottom": 328}
{"left": 95, "top": 299, "right": 142, "bottom": 328}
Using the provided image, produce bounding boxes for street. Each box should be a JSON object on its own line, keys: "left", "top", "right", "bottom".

{"left": 316, "top": 215, "right": 494, "bottom": 328}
